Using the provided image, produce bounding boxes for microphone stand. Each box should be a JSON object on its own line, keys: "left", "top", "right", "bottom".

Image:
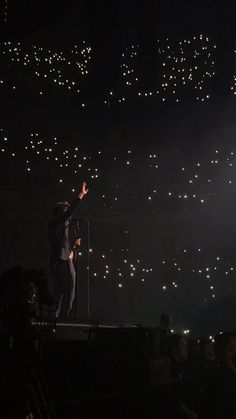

{"left": 73, "top": 218, "right": 92, "bottom": 321}
{"left": 74, "top": 220, "right": 80, "bottom": 321}
{"left": 86, "top": 220, "right": 91, "bottom": 320}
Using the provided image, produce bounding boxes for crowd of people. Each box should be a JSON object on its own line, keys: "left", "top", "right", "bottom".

{"left": 152, "top": 331, "right": 236, "bottom": 419}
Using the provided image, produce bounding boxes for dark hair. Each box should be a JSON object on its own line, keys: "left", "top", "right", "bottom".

{"left": 53, "top": 201, "right": 69, "bottom": 216}
{"left": 214, "top": 332, "right": 236, "bottom": 359}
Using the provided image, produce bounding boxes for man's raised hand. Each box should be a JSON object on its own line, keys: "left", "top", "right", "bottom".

{"left": 79, "top": 181, "right": 89, "bottom": 199}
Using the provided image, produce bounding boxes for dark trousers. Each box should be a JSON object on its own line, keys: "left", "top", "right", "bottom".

{"left": 52, "top": 259, "right": 76, "bottom": 319}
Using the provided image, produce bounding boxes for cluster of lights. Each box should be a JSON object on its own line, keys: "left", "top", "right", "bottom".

{"left": 171, "top": 329, "right": 215, "bottom": 340}
{"left": 87, "top": 248, "right": 152, "bottom": 286}
{"left": 2, "top": 132, "right": 236, "bottom": 209}
{"left": 0, "top": 36, "right": 218, "bottom": 107}
{"left": 105, "top": 35, "right": 216, "bottom": 105}
{"left": 2, "top": 35, "right": 236, "bottom": 108}
{"left": 0, "top": 130, "right": 101, "bottom": 185}
{"left": 0, "top": 41, "right": 92, "bottom": 99}
{"left": 159, "top": 248, "right": 236, "bottom": 302}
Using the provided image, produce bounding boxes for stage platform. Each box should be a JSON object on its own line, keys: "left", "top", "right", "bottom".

{"left": 1, "top": 318, "right": 169, "bottom": 418}
{"left": 32, "top": 319, "right": 145, "bottom": 340}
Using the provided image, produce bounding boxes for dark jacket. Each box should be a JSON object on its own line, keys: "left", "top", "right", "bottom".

{"left": 47, "top": 197, "right": 82, "bottom": 268}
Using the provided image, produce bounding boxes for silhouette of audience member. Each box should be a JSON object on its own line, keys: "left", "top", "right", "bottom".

{"left": 186, "top": 338, "right": 217, "bottom": 411}
{"left": 199, "top": 338, "right": 215, "bottom": 360}
{"left": 187, "top": 339, "right": 200, "bottom": 363}
{"left": 198, "top": 338, "right": 217, "bottom": 381}
{"left": 198, "top": 332, "right": 236, "bottom": 419}
{"left": 167, "top": 334, "right": 197, "bottom": 419}
{"left": 168, "top": 334, "right": 188, "bottom": 380}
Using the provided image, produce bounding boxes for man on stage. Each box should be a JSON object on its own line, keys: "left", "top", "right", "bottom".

{"left": 47, "top": 182, "right": 89, "bottom": 319}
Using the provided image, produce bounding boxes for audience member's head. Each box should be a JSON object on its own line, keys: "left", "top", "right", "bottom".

{"left": 168, "top": 334, "right": 188, "bottom": 363}
{"left": 199, "top": 338, "right": 215, "bottom": 361}
{"left": 188, "top": 338, "right": 200, "bottom": 360}
{"left": 214, "top": 332, "right": 236, "bottom": 370}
